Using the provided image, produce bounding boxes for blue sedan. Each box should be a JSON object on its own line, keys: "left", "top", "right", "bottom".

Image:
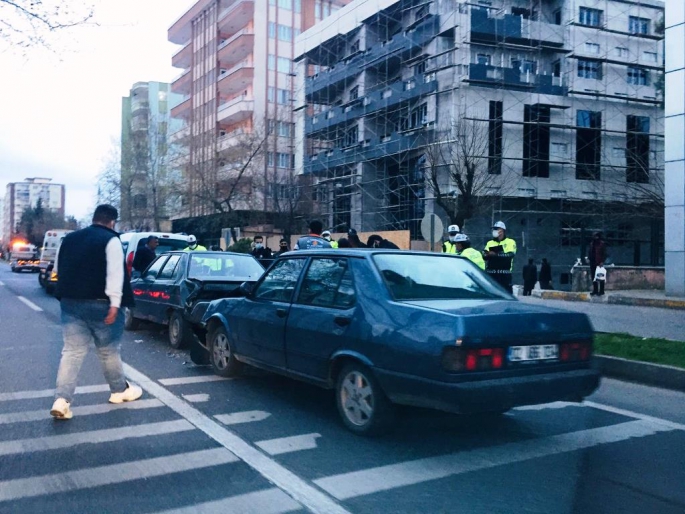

{"left": 195, "top": 250, "right": 600, "bottom": 435}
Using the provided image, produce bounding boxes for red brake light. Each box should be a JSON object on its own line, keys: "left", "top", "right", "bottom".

{"left": 560, "top": 341, "right": 591, "bottom": 362}
{"left": 465, "top": 352, "right": 478, "bottom": 371}
{"left": 126, "top": 251, "right": 134, "bottom": 275}
{"left": 492, "top": 348, "right": 503, "bottom": 369}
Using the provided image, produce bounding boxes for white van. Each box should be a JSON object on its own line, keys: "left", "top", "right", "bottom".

{"left": 119, "top": 232, "right": 190, "bottom": 275}
{"left": 38, "top": 229, "right": 73, "bottom": 292}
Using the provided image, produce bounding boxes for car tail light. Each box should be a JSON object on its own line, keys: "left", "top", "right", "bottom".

{"left": 126, "top": 251, "right": 134, "bottom": 276}
{"left": 560, "top": 341, "right": 592, "bottom": 362}
{"left": 442, "top": 347, "right": 505, "bottom": 372}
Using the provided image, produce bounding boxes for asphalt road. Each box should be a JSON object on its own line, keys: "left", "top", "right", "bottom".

{"left": 1, "top": 262, "right": 685, "bottom": 514}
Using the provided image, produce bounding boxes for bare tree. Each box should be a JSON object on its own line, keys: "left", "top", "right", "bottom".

{"left": 0, "top": 0, "right": 94, "bottom": 49}
{"left": 423, "top": 115, "right": 513, "bottom": 230}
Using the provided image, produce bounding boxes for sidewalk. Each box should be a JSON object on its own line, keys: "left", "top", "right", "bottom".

{"left": 529, "top": 288, "right": 685, "bottom": 310}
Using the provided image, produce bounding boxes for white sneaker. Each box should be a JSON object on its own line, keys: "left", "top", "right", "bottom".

{"left": 108, "top": 382, "right": 143, "bottom": 404}
{"left": 50, "top": 398, "right": 73, "bottom": 420}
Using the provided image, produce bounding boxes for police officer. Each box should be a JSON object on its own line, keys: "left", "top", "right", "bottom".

{"left": 442, "top": 225, "right": 460, "bottom": 253}
{"left": 183, "top": 235, "right": 207, "bottom": 252}
{"left": 454, "top": 234, "right": 485, "bottom": 270}
{"left": 484, "top": 221, "right": 516, "bottom": 293}
{"left": 321, "top": 230, "right": 338, "bottom": 248}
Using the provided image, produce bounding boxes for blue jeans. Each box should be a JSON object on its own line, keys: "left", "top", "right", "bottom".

{"left": 55, "top": 299, "right": 128, "bottom": 402}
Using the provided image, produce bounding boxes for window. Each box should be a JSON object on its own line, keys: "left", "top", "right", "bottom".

{"left": 523, "top": 105, "right": 550, "bottom": 178}
{"left": 551, "top": 142, "right": 568, "bottom": 156}
{"left": 643, "top": 51, "right": 658, "bottom": 63}
{"left": 297, "top": 258, "right": 356, "bottom": 309}
{"left": 343, "top": 125, "right": 358, "bottom": 147}
{"left": 267, "top": 87, "right": 275, "bottom": 102}
{"left": 349, "top": 85, "right": 359, "bottom": 101}
{"left": 521, "top": 60, "right": 537, "bottom": 74}
{"left": 314, "top": 1, "right": 321, "bottom": 19}
{"left": 576, "top": 110, "right": 602, "bottom": 181}
{"left": 629, "top": 16, "right": 649, "bottom": 35}
{"left": 409, "top": 103, "right": 428, "bottom": 128}
{"left": 488, "top": 100, "right": 503, "bottom": 174}
{"left": 579, "top": 7, "right": 602, "bottom": 27}
{"left": 133, "top": 194, "right": 147, "bottom": 209}
{"left": 143, "top": 257, "right": 167, "bottom": 280}
{"left": 267, "top": 152, "right": 275, "bottom": 167}
{"left": 268, "top": 22, "right": 276, "bottom": 38}
{"left": 627, "top": 67, "right": 650, "bottom": 85}
{"left": 277, "top": 57, "right": 291, "bottom": 74}
{"left": 553, "top": 9, "right": 562, "bottom": 25}
{"left": 277, "top": 88, "right": 290, "bottom": 104}
{"left": 616, "top": 47, "right": 629, "bottom": 58}
{"left": 612, "top": 147, "right": 625, "bottom": 158}
{"left": 585, "top": 42, "right": 600, "bottom": 55}
{"left": 349, "top": 40, "right": 360, "bottom": 55}
{"left": 158, "top": 255, "right": 182, "bottom": 280}
{"left": 277, "top": 152, "right": 293, "bottom": 168}
{"left": 253, "top": 259, "right": 305, "bottom": 303}
{"left": 627, "top": 115, "right": 650, "bottom": 183}
{"left": 277, "top": 121, "right": 293, "bottom": 137}
{"left": 295, "top": 0, "right": 301, "bottom": 13}
{"left": 267, "top": 119, "right": 275, "bottom": 134}
{"left": 414, "top": 60, "right": 426, "bottom": 75}
{"left": 278, "top": 25, "right": 292, "bottom": 42}
{"left": 268, "top": 54, "right": 275, "bottom": 70}
{"left": 552, "top": 60, "right": 561, "bottom": 77}
{"left": 278, "top": 0, "right": 292, "bottom": 9}
{"left": 476, "top": 53, "right": 491, "bottom": 65}
{"left": 578, "top": 59, "right": 602, "bottom": 79}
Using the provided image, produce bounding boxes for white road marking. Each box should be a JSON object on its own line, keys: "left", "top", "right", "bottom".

{"left": 0, "top": 384, "right": 110, "bottom": 402}
{"left": 123, "top": 363, "right": 351, "bottom": 514}
{"left": 215, "top": 411, "right": 271, "bottom": 426}
{"left": 256, "top": 433, "right": 322, "bottom": 456}
{"left": 583, "top": 400, "right": 685, "bottom": 431}
{"left": 159, "top": 375, "right": 231, "bottom": 386}
{"left": 0, "top": 419, "right": 193, "bottom": 457}
{"left": 0, "top": 280, "right": 5, "bottom": 286}
{"left": 152, "top": 487, "right": 302, "bottom": 514}
{"left": 314, "top": 419, "right": 675, "bottom": 500}
{"left": 0, "top": 448, "right": 237, "bottom": 503}
{"left": 182, "top": 393, "right": 210, "bottom": 403}
{"left": 0, "top": 399, "right": 164, "bottom": 425}
{"left": 514, "top": 401, "right": 579, "bottom": 411}
{"left": 17, "top": 296, "right": 42, "bottom": 312}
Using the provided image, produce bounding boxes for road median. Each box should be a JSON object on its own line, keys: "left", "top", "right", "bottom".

{"left": 531, "top": 289, "right": 685, "bottom": 310}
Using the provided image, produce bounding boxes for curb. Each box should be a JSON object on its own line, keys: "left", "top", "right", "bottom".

{"left": 531, "top": 290, "right": 685, "bottom": 310}
{"left": 608, "top": 295, "right": 685, "bottom": 310}
{"left": 594, "top": 355, "right": 685, "bottom": 392}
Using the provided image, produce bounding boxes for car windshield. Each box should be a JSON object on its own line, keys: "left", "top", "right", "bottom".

{"left": 137, "top": 238, "right": 188, "bottom": 255}
{"left": 188, "top": 254, "right": 263, "bottom": 280}
{"left": 373, "top": 253, "right": 510, "bottom": 301}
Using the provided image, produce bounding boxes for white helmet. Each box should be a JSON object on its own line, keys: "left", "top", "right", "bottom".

{"left": 492, "top": 221, "right": 506, "bottom": 231}
{"left": 454, "top": 233, "right": 470, "bottom": 243}
{"left": 188, "top": 234, "right": 197, "bottom": 244}
{"left": 447, "top": 224, "right": 460, "bottom": 234}
{"left": 321, "top": 230, "right": 331, "bottom": 237}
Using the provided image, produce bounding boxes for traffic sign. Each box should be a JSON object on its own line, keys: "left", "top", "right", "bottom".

{"left": 420, "top": 213, "right": 443, "bottom": 251}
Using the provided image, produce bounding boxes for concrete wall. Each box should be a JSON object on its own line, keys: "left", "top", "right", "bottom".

{"left": 570, "top": 266, "right": 665, "bottom": 292}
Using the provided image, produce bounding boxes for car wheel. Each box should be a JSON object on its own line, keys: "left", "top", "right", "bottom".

{"left": 209, "top": 325, "right": 241, "bottom": 378}
{"left": 124, "top": 307, "right": 140, "bottom": 330}
{"left": 168, "top": 311, "right": 191, "bottom": 349}
{"left": 336, "top": 363, "right": 395, "bottom": 436}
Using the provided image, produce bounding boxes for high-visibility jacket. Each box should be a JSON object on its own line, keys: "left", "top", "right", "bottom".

{"left": 459, "top": 247, "right": 485, "bottom": 270}
{"left": 330, "top": 240, "right": 339, "bottom": 249}
{"left": 183, "top": 245, "right": 207, "bottom": 252}
{"left": 484, "top": 237, "right": 516, "bottom": 274}
{"left": 442, "top": 241, "right": 458, "bottom": 254}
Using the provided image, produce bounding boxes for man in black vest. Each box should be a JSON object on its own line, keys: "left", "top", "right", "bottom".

{"left": 50, "top": 204, "right": 142, "bottom": 420}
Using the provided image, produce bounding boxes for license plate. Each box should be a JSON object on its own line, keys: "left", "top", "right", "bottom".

{"left": 508, "top": 344, "right": 558, "bottom": 362}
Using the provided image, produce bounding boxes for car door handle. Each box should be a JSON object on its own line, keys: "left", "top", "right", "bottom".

{"left": 276, "top": 308, "right": 287, "bottom": 318}
{"left": 334, "top": 316, "right": 351, "bottom": 327}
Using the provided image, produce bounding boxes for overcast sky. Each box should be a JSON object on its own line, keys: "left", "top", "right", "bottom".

{"left": 0, "top": 0, "right": 195, "bottom": 222}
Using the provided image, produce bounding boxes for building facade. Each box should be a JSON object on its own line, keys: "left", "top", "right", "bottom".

{"left": 120, "top": 81, "right": 185, "bottom": 231}
{"left": 3, "top": 178, "right": 65, "bottom": 244}
{"left": 296, "top": 0, "right": 665, "bottom": 278}
{"left": 665, "top": 2, "right": 685, "bottom": 296}
{"left": 168, "top": 0, "right": 348, "bottom": 218}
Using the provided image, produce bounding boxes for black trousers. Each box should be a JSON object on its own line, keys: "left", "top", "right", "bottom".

{"left": 489, "top": 272, "right": 513, "bottom": 294}
{"left": 523, "top": 280, "right": 535, "bottom": 296}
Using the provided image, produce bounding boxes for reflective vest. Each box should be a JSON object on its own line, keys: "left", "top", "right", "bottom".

{"left": 442, "top": 241, "right": 457, "bottom": 254}
{"left": 484, "top": 237, "right": 516, "bottom": 274}
{"left": 183, "top": 244, "right": 207, "bottom": 252}
{"left": 459, "top": 247, "right": 485, "bottom": 270}
{"left": 330, "top": 240, "right": 339, "bottom": 249}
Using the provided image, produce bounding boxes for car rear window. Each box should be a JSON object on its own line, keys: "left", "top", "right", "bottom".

{"left": 373, "top": 253, "right": 509, "bottom": 301}
{"left": 135, "top": 238, "right": 188, "bottom": 255}
{"left": 188, "top": 254, "right": 264, "bottom": 280}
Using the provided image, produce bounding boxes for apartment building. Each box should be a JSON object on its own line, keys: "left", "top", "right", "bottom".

{"left": 3, "top": 178, "right": 65, "bottom": 242}
{"left": 296, "top": 0, "right": 665, "bottom": 272}
{"left": 120, "top": 81, "right": 185, "bottom": 231}
{"left": 168, "top": 0, "right": 349, "bottom": 217}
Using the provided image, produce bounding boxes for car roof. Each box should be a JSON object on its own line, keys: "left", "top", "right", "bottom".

{"left": 164, "top": 251, "right": 256, "bottom": 257}
{"left": 120, "top": 232, "right": 187, "bottom": 241}
{"left": 276, "top": 249, "right": 454, "bottom": 258}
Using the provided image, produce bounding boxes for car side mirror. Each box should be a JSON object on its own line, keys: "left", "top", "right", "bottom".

{"left": 239, "top": 281, "right": 253, "bottom": 296}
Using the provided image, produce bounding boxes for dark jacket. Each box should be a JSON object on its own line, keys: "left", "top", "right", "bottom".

{"left": 522, "top": 263, "right": 538, "bottom": 283}
{"left": 588, "top": 239, "right": 608, "bottom": 266}
{"left": 56, "top": 224, "right": 134, "bottom": 307}
{"left": 251, "top": 246, "right": 273, "bottom": 260}
{"left": 133, "top": 245, "right": 156, "bottom": 272}
{"left": 539, "top": 262, "right": 552, "bottom": 283}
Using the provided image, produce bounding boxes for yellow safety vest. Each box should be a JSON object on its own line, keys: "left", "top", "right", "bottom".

{"left": 330, "top": 241, "right": 339, "bottom": 249}
{"left": 459, "top": 247, "right": 485, "bottom": 270}
{"left": 442, "top": 241, "right": 458, "bottom": 254}
{"left": 183, "top": 245, "right": 207, "bottom": 252}
{"left": 484, "top": 237, "right": 516, "bottom": 273}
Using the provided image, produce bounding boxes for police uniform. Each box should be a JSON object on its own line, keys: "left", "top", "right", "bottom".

{"left": 459, "top": 247, "right": 485, "bottom": 270}
{"left": 484, "top": 237, "right": 517, "bottom": 292}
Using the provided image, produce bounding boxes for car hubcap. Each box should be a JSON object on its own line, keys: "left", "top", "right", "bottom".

{"left": 340, "top": 371, "right": 374, "bottom": 426}
{"left": 213, "top": 333, "right": 230, "bottom": 369}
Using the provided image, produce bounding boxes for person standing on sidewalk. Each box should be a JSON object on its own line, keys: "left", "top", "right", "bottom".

{"left": 587, "top": 232, "right": 608, "bottom": 294}
{"left": 483, "top": 221, "right": 517, "bottom": 294}
{"left": 522, "top": 258, "right": 538, "bottom": 296}
{"left": 539, "top": 258, "right": 553, "bottom": 290}
{"left": 50, "top": 204, "right": 142, "bottom": 420}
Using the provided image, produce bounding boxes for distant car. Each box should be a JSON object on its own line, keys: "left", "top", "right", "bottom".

{"left": 38, "top": 229, "right": 73, "bottom": 294}
{"left": 119, "top": 232, "right": 190, "bottom": 277}
{"left": 125, "top": 251, "right": 264, "bottom": 349}
{"left": 9, "top": 243, "right": 40, "bottom": 273}
{"left": 195, "top": 250, "right": 600, "bottom": 436}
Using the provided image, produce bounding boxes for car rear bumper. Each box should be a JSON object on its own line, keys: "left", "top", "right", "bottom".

{"left": 376, "top": 367, "right": 601, "bottom": 414}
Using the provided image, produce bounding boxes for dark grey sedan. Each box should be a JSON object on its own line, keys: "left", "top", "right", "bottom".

{"left": 195, "top": 250, "right": 600, "bottom": 435}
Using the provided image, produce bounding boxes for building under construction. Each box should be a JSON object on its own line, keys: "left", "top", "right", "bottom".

{"left": 295, "top": 0, "right": 665, "bottom": 278}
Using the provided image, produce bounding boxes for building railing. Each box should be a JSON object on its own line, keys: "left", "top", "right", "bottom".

{"left": 470, "top": 8, "right": 564, "bottom": 47}
{"left": 467, "top": 63, "right": 566, "bottom": 96}
{"left": 218, "top": 59, "right": 254, "bottom": 80}
{"left": 218, "top": 28, "right": 254, "bottom": 51}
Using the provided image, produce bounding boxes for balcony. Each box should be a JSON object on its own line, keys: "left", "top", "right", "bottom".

{"left": 169, "top": 127, "right": 190, "bottom": 144}
{"left": 304, "top": 128, "right": 432, "bottom": 175}
{"left": 470, "top": 9, "right": 565, "bottom": 49}
{"left": 218, "top": 29, "right": 255, "bottom": 68}
{"left": 466, "top": 64, "right": 567, "bottom": 96}
{"left": 217, "top": 94, "right": 254, "bottom": 125}
{"left": 171, "top": 69, "right": 191, "bottom": 95}
{"left": 172, "top": 42, "right": 192, "bottom": 69}
{"left": 170, "top": 95, "right": 191, "bottom": 119}
{"left": 218, "top": 0, "right": 254, "bottom": 38}
{"left": 217, "top": 60, "right": 254, "bottom": 95}
{"left": 305, "top": 75, "right": 438, "bottom": 135}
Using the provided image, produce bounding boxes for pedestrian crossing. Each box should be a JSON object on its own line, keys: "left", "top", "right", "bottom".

{"left": 0, "top": 372, "right": 683, "bottom": 513}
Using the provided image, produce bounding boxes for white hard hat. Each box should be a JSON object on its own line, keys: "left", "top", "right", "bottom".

{"left": 454, "top": 233, "right": 470, "bottom": 242}
{"left": 447, "top": 224, "right": 460, "bottom": 234}
{"left": 188, "top": 234, "right": 197, "bottom": 244}
{"left": 321, "top": 230, "right": 331, "bottom": 237}
{"left": 493, "top": 221, "right": 506, "bottom": 230}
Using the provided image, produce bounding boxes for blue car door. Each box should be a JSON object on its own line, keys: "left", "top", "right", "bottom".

{"left": 147, "top": 254, "right": 183, "bottom": 323}
{"left": 228, "top": 258, "right": 307, "bottom": 368}
{"left": 131, "top": 256, "right": 168, "bottom": 321}
{"left": 284, "top": 257, "right": 359, "bottom": 380}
